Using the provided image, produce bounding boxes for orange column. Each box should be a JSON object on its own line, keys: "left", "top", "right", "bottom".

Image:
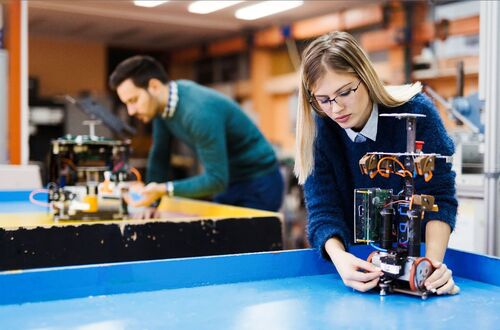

{"left": 5, "top": 0, "right": 22, "bottom": 164}
{"left": 250, "top": 48, "right": 275, "bottom": 142}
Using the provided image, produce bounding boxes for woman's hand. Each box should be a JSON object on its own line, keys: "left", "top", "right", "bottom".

{"left": 425, "top": 260, "right": 460, "bottom": 295}
{"left": 424, "top": 221, "right": 460, "bottom": 295}
{"left": 325, "top": 238, "right": 383, "bottom": 292}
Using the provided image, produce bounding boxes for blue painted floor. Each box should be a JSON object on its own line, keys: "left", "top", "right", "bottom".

{"left": 1, "top": 273, "right": 498, "bottom": 330}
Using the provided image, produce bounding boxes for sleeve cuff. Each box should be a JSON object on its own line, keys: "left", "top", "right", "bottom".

{"left": 310, "top": 224, "right": 351, "bottom": 260}
{"left": 424, "top": 205, "right": 457, "bottom": 232}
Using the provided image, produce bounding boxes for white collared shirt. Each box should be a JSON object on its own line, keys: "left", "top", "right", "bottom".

{"left": 162, "top": 80, "right": 178, "bottom": 118}
{"left": 345, "top": 103, "right": 378, "bottom": 142}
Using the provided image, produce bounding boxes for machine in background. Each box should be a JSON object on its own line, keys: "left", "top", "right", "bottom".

{"left": 356, "top": 113, "right": 452, "bottom": 299}
{"left": 424, "top": 62, "right": 485, "bottom": 183}
{"left": 47, "top": 131, "right": 139, "bottom": 221}
{"left": 42, "top": 95, "right": 140, "bottom": 221}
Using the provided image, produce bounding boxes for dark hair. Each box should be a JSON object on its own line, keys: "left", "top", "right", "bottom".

{"left": 108, "top": 55, "right": 169, "bottom": 90}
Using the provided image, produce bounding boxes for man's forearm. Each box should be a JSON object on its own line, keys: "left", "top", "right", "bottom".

{"left": 425, "top": 220, "right": 452, "bottom": 262}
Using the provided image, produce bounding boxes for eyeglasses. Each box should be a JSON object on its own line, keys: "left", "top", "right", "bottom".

{"left": 308, "top": 80, "right": 362, "bottom": 114}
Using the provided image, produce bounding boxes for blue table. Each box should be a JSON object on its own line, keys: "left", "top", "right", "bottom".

{"left": 1, "top": 245, "right": 498, "bottom": 329}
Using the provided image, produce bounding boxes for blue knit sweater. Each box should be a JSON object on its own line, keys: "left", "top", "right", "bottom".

{"left": 304, "top": 93, "right": 458, "bottom": 258}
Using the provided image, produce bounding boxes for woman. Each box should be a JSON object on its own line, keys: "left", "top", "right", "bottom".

{"left": 295, "top": 31, "right": 458, "bottom": 294}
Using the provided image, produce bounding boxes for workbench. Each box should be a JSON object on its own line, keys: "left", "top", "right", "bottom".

{"left": 0, "top": 190, "right": 282, "bottom": 270}
{"left": 0, "top": 245, "right": 498, "bottom": 329}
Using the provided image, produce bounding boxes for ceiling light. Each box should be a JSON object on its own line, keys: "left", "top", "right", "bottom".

{"left": 235, "top": 1, "right": 303, "bottom": 20}
{"left": 188, "top": 1, "right": 243, "bottom": 14}
{"left": 133, "top": 1, "right": 168, "bottom": 8}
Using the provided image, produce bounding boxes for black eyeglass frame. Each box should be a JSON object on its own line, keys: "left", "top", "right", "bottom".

{"left": 307, "top": 79, "right": 362, "bottom": 114}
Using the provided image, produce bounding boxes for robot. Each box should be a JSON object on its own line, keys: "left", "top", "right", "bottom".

{"left": 356, "top": 113, "right": 452, "bottom": 299}
{"left": 25, "top": 96, "right": 140, "bottom": 221}
{"left": 47, "top": 121, "right": 139, "bottom": 221}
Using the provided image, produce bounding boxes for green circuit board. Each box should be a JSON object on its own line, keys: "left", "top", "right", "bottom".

{"left": 354, "top": 188, "right": 392, "bottom": 244}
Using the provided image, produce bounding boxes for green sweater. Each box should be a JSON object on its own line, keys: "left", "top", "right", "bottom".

{"left": 146, "top": 80, "right": 278, "bottom": 198}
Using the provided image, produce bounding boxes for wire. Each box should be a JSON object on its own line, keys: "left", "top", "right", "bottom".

{"left": 377, "top": 156, "right": 395, "bottom": 177}
{"left": 396, "top": 169, "right": 414, "bottom": 178}
{"left": 61, "top": 158, "right": 78, "bottom": 171}
{"left": 384, "top": 199, "right": 408, "bottom": 208}
{"left": 377, "top": 156, "right": 414, "bottom": 179}
{"left": 113, "top": 160, "right": 125, "bottom": 172}
{"left": 29, "top": 189, "right": 51, "bottom": 207}
{"left": 130, "top": 167, "right": 142, "bottom": 182}
{"left": 369, "top": 242, "right": 387, "bottom": 252}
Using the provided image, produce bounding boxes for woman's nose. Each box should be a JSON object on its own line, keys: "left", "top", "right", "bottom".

{"left": 329, "top": 101, "right": 344, "bottom": 114}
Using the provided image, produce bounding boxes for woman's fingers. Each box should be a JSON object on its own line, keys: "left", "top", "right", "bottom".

{"left": 354, "top": 257, "right": 381, "bottom": 273}
{"left": 337, "top": 256, "right": 381, "bottom": 283}
{"left": 348, "top": 276, "right": 380, "bottom": 292}
{"left": 436, "top": 277, "right": 455, "bottom": 295}
{"left": 428, "top": 269, "right": 452, "bottom": 291}
{"left": 348, "top": 269, "right": 382, "bottom": 282}
{"left": 343, "top": 258, "right": 382, "bottom": 282}
{"left": 425, "top": 263, "right": 448, "bottom": 287}
{"left": 422, "top": 261, "right": 459, "bottom": 295}
{"left": 450, "top": 285, "right": 461, "bottom": 295}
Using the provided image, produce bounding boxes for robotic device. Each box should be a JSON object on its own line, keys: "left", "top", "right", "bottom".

{"left": 356, "top": 113, "right": 452, "bottom": 299}
{"left": 47, "top": 128, "right": 139, "bottom": 221}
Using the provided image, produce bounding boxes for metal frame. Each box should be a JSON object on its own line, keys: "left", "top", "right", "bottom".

{"left": 479, "top": 2, "right": 500, "bottom": 256}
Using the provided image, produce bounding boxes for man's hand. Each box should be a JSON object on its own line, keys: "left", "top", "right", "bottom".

{"left": 425, "top": 259, "right": 460, "bottom": 295}
{"left": 129, "top": 207, "right": 158, "bottom": 220}
{"left": 125, "top": 182, "right": 167, "bottom": 208}
{"left": 325, "top": 237, "right": 383, "bottom": 292}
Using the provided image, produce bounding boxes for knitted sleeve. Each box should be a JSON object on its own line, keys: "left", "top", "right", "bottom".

{"left": 413, "top": 93, "right": 458, "bottom": 231}
{"left": 171, "top": 111, "right": 229, "bottom": 197}
{"left": 304, "top": 124, "right": 351, "bottom": 259}
{"left": 146, "top": 118, "right": 172, "bottom": 184}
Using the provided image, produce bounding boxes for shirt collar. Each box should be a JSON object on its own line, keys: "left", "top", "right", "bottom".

{"left": 162, "top": 80, "right": 178, "bottom": 119}
{"left": 345, "top": 103, "right": 378, "bottom": 142}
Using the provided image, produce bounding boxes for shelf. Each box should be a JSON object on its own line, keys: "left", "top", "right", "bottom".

{"left": 413, "top": 67, "right": 478, "bottom": 81}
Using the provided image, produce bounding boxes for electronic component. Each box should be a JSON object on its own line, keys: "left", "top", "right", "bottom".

{"left": 46, "top": 134, "right": 139, "bottom": 221}
{"left": 354, "top": 188, "right": 392, "bottom": 244}
{"left": 356, "top": 113, "right": 452, "bottom": 299}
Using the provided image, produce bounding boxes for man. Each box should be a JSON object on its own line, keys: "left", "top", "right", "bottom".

{"left": 109, "top": 55, "right": 283, "bottom": 212}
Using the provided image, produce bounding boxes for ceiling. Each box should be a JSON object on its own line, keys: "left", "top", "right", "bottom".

{"left": 28, "top": 0, "right": 369, "bottom": 50}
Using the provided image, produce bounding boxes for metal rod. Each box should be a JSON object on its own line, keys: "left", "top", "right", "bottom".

{"left": 480, "top": 1, "right": 500, "bottom": 256}
{"left": 406, "top": 117, "right": 416, "bottom": 153}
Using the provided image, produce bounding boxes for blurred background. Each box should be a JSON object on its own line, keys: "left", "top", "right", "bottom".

{"left": 1, "top": 0, "right": 497, "bottom": 255}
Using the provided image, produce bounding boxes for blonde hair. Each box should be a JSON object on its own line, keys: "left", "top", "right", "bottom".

{"left": 294, "top": 31, "right": 422, "bottom": 184}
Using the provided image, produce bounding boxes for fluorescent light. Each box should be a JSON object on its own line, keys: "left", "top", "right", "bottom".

{"left": 235, "top": 1, "right": 303, "bottom": 20}
{"left": 133, "top": 1, "right": 168, "bottom": 8}
{"left": 188, "top": 1, "right": 243, "bottom": 14}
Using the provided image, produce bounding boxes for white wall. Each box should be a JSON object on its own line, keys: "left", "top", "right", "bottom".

{"left": 449, "top": 196, "right": 487, "bottom": 254}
